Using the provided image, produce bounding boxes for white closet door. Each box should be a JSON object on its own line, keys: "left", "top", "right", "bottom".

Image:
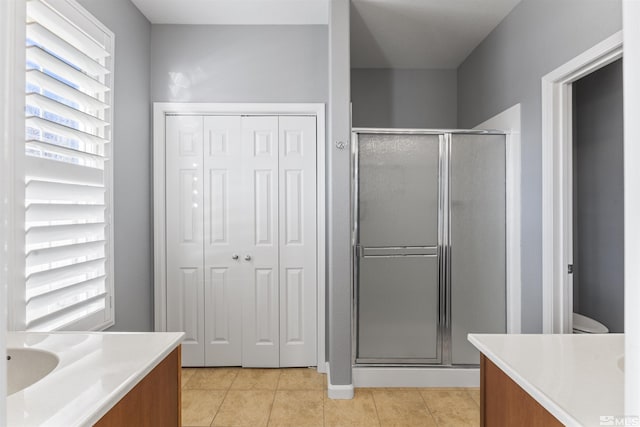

{"left": 241, "top": 116, "right": 280, "bottom": 367}
{"left": 166, "top": 116, "right": 205, "bottom": 367}
{"left": 278, "top": 116, "right": 317, "bottom": 367}
{"left": 203, "top": 116, "right": 243, "bottom": 366}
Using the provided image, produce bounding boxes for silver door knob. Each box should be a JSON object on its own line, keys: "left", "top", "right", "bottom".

{"left": 244, "top": 255, "right": 252, "bottom": 261}
{"left": 232, "top": 254, "right": 239, "bottom": 260}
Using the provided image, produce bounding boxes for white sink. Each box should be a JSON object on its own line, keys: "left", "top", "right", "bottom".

{"left": 7, "top": 348, "right": 59, "bottom": 395}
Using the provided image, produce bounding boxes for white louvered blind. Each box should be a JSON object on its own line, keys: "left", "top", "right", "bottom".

{"left": 24, "top": 0, "right": 114, "bottom": 331}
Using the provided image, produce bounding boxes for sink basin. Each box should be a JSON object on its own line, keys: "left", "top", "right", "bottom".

{"left": 618, "top": 355, "right": 624, "bottom": 373}
{"left": 7, "top": 348, "right": 59, "bottom": 395}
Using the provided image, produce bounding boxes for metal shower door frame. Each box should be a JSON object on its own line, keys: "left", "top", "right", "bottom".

{"left": 351, "top": 128, "right": 505, "bottom": 367}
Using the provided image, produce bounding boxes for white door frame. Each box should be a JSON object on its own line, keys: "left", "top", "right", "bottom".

{"left": 153, "top": 102, "right": 326, "bottom": 372}
{"left": 541, "top": 32, "right": 623, "bottom": 334}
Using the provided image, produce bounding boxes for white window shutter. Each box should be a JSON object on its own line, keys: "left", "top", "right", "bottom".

{"left": 24, "top": 0, "right": 114, "bottom": 331}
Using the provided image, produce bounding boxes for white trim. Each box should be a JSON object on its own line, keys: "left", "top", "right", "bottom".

{"left": 541, "top": 31, "right": 623, "bottom": 334}
{"left": 327, "top": 384, "right": 355, "bottom": 399}
{"left": 623, "top": 0, "right": 640, "bottom": 416}
{"left": 153, "top": 102, "right": 327, "bottom": 371}
{"left": 1, "top": 0, "right": 26, "bottom": 419}
{"left": 474, "top": 103, "right": 522, "bottom": 333}
{"left": 7, "top": 0, "right": 27, "bottom": 332}
{"left": 326, "top": 362, "right": 354, "bottom": 399}
{"left": 352, "top": 367, "right": 479, "bottom": 388}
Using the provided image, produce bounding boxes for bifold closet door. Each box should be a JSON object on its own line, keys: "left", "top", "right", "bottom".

{"left": 165, "top": 114, "right": 317, "bottom": 368}
{"left": 166, "top": 116, "right": 205, "bottom": 367}
{"left": 241, "top": 116, "right": 281, "bottom": 367}
{"left": 240, "top": 116, "right": 318, "bottom": 367}
{"left": 203, "top": 116, "right": 243, "bottom": 366}
{"left": 278, "top": 116, "right": 317, "bottom": 367}
{"left": 449, "top": 134, "right": 506, "bottom": 365}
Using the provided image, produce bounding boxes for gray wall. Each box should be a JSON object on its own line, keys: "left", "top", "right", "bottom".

{"left": 78, "top": 0, "right": 153, "bottom": 331}
{"left": 150, "top": 25, "right": 328, "bottom": 103}
{"left": 457, "top": 0, "right": 622, "bottom": 332}
{"left": 351, "top": 68, "right": 457, "bottom": 128}
{"left": 328, "top": 0, "right": 352, "bottom": 387}
{"left": 573, "top": 59, "right": 624, "bottom": 333}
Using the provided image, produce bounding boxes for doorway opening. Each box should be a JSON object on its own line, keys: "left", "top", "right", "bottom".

{"left": 572, "top": 59, "right": 624, "bottom": 334}
{"left": 542, "top": 31, "right": 623, "bottom": 333}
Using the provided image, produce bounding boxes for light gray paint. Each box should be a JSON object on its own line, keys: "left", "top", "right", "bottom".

{"left": 78, "top": 0, "right": 153, "bottom": 332}
{"left": 350, "top": 0, "right": 522, "bottom": 68}
{"left": 150, "top": 25, "right": 328, "bottom": 103}
{"left": 351, "top": 69, "right": 457, "bottom": 129}
{"left": 328, "top": 0, "right": 352, "bottom": 386}
{"left": 573, "top": 59, "right": 624, "bottom": 333}
{"left": 457, "top": 0, "right": 622, "bottom": 332}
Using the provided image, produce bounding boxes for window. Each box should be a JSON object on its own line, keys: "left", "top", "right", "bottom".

{"left": 22, "top": 0, "right": 114, "bottom": 331}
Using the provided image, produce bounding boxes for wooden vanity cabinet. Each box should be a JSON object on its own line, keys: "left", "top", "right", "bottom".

{"left": 94, "top": 346, "right": 181, "bottom": 427}
{"left": 480, "top": 354, "right": 563, "bottom": 426}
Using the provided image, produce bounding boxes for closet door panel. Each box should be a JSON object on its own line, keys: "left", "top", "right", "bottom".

{"left": 241, "top": 116, "right": 280, "bottom": 367}
{"left": 203, "top": 116, "right": 243, "bottom": 366}
{"left": 278, "top": 116, "right": 317, "bottom": 367}
{"left": 166, "top": 116, "right": 205, "bottom": 367}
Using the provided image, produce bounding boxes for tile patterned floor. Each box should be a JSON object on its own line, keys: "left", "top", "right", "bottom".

{"left": 181, "top": 368, "right": 480, "bottom": 427}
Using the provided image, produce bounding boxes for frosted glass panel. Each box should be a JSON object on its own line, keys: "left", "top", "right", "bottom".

{"left": 358, "top": 256, "right": 440, "bottom": 360}
{"left": 358, "top": 133, "right": 440, "bottom": 247}
{"left": 450, "top": 134, "right": 506, "bottom": 365}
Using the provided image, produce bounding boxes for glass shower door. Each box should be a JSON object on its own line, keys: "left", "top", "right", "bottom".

{"left": 355, "top": 133, "right": 442, "bottom": 363}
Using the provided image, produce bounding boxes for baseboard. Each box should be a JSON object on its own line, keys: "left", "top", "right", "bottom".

{"left": 326, "top": 362, "right": 355, "bottom": 399}
{"left": 328, "top": 383, "right": 355, "bottom": 399}
{"left": 352, "top": 366, "right": 480, "bottom": 388}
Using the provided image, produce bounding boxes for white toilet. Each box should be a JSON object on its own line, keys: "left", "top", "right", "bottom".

{"left": 572, "top": 312, "right": 609, "bottom": 334}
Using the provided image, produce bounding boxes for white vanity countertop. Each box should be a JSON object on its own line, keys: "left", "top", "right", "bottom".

{"left": 468, "top": 333, "right": 624, "bottom": 427}
{"left": 7, "top": 331, "right": 184, "bottom": 427}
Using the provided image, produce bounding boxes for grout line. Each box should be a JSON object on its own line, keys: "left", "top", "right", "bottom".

{"left": 266, "top": 371, "right": 282, "bottom": 426}
{"left": 466, "top": 389, "right": 481, "bottom": 408}
{"left": 208, "top": 369, "right": 239, "bottom": 427}
{"left": 322, "top": 377, "right": 325, "bottom": 427}
{"left": 369, "top": 388, "right": 383, "bottom": 427}
{"left": 418, "top": 389, "right": 439, "bottom": 426}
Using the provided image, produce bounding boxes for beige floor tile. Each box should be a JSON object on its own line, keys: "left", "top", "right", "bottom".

{"left": 182, "top": 368, "right": 197, "bottom": 388}
{"left": 182, "top": 389, "right": 226, "bottom": 426}
{"left": 277, "top": 368, "right": 325, "bottom": 390}
{"left": 185, "top": 367, "right": 240, "bottom": 390}
{"left": 268, "top": 390, "right": 324, "bottom": 427}
{"left": 231, "top": 369, "right": 281, "bottom": 390}
{"left": 420, "top": 389, "right": 480, "bottom": 427}
{"left": 212, "top": 390, "right": 275, "bottom": 427}
{"left": 324, "top": 389, "right": 380, "bottom": 427}
{"left": 372, "top": 389, "right": 436, "bottom": 427}
{"left": 356, "top": 387, "right": 389, "bottom": 393}
{"left": 467, "top": 388, "right": 481, "bottom": 406}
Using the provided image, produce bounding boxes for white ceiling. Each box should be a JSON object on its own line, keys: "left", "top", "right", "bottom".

{"left": 351, "top": 0, "right": 522, "bottom": 69}
{"left": 130, "top": 0, "right": 521, "bottom": 69}
{"left": 130, "top": 0, "right": 329, "bottom": 25}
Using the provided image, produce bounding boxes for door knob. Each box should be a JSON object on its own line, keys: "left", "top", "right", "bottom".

{"left": 232, "top": 254, "right": 239, "bottom": 260}
{"left": 244, "top": 255, "right": 252, "bottom": 261}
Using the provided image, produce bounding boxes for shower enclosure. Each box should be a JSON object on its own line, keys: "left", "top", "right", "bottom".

{"left": 352, "top": 129, "right": 506, "bottom": 366}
